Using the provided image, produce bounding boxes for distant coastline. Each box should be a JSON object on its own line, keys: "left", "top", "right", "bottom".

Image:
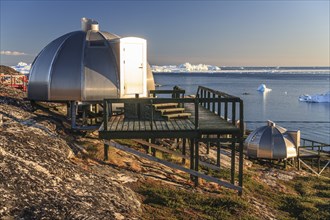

{"left": 151, "top": 63, "right": 330, "bottom": 74}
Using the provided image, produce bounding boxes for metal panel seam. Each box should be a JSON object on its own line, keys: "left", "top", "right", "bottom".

{"left": 80, "top": 31, "right": 87, "bottom": 101}
{"left": 48, "top": 32, "right": 76, "bottom": 100}
{"left": 99, "top": 31, "right": 120, "bottom": 97}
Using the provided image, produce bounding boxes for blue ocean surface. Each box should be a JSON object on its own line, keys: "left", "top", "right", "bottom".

{"left": 153, "top": 68, "right": 330, "bottom": 144}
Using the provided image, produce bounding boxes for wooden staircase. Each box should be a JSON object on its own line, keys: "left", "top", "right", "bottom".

{"left": 153, "top": 103, "right": 191, "bottom": 120}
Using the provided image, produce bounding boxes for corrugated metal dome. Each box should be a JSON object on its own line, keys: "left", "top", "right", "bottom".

{"left": 244, "top": 121, "right": 299, "bottom": 159}
{"left": 28, "top": 18, "right": 155, "bottom": 101}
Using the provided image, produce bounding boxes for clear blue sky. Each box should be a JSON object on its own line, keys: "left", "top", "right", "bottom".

{"left": 0, "top": 0, "right": 329, "bottom": 66}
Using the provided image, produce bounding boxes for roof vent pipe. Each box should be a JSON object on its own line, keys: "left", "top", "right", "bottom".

{"left": 267, "top": 120, "right": 275, "bottom": 127}
{"left": 81, "top": 17, "right": 99, "bottom": 32}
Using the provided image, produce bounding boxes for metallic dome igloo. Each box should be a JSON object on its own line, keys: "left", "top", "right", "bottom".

{"left": 244, "top": 121, "right": 299, "bottom": 159}
{"left": 28, "top": 18, "right": 155, "bottom": 102}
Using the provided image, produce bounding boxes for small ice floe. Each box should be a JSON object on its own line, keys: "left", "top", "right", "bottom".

{"left": 299, "top": 91, "right": 330, "bottom": 103}
{"left": 257, "top": 84, "right": 272, "bottom": 92}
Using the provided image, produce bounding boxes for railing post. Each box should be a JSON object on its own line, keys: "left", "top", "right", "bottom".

{"left": 212, "top": 93, "right": 216, "bottom": 113}
{"left": 224, "top": 101, "right": 228, "bottom": 121}
{"left": 232, "top": 101, "right": 236, "bottom": 126}
{"left": 203, "top": 89, "right": 206, "bottom": 107}
{"left": 195, "top": 98, "right": 199, "bottom": 130}
{"left": 207, "top": 91, "right": 211, "bottom": 110}
{"left": 239, "top": 100, "right": 244, "bottom": 135}
{"left": 218, "top": 95, "right": 221, "bottom": 117}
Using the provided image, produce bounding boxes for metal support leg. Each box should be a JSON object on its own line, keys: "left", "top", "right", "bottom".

{"left": 82, "top": 107, "right": 87, "bottom": 126}
{"left": 231, "top": 141, "right": 236, "bottom": 185}
{"left": 190, "top": 138, "right": 195, "bottom": 181}
{"left": 104, "top": 141, "right": 109, "bottom": 161}
{"left": 182, "top": 138, "right": 186, "bottom": 164}
{"left": 70, "top": 101, "right": 76, "bottom": 129}
{"left": 206, "top": 135, "right": 210, "bottom": 154}
{"left": 145, "top": 139, "right": 150, "bottom": 154}
{"left": 66, "top": 102, "right": 70, "bottom": 118}
{"left": 217, "top": 135, "right": 220, "bottom": 167}
{"left": 151, "top": 138, "right": 156, "bottom": 157}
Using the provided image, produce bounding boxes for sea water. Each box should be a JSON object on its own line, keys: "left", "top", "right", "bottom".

{"left": 153, "top": 68, "right": 330, "bottom": 144}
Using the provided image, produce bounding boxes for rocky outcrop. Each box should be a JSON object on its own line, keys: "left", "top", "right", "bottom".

{"left": 0, "top": 84, "right": 141, "bottom": 219}
{"left": 0, "top": 65, "right": 19, "bottom": 75}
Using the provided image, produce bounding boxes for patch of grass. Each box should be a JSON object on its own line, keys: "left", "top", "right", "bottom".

{"left": 136, "top": 182, "right": 251, "bottom": 220}
{"left": 280, "top": 195, "right": 329, "bottom": 220}
{"left": 202, "top": 166, "right": 231, "bottom": 181}
{"left": 278, "top": 175, "right": 330, "bottom": 220}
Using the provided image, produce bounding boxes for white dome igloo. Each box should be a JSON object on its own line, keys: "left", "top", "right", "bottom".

{"left": 244, "top": 121, "right": 299, "bottom": 159}
{"left": 28, "top": 18, "right": 155, "bottom": 102}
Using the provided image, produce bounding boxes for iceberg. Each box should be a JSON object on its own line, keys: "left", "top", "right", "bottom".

{"left": 299, "top": 91, "right": 330, "bottom": 103}
{"left": 257, "top": 84, "right": 272, "bottom": 92}
{"left": 11, "top": 62, "right": 31, "bottom": 74}
{"left": 152, "top": 62, "right": 221, "bottom": 73}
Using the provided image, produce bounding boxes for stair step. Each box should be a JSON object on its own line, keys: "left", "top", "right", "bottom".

{"left": 153, "top": 103, "right": 178, "bottom": 109}
{"left": 158, "top": 108, "right": 185, "bottom": 114}
{"left": 164, "top": 112, "right": 192, "bottom": 119}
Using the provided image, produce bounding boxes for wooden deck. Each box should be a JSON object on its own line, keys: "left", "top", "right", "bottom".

{"left": 185, "top": 103, "right": 240, "bottom": 134}
{"left": 99, "top": 104, "right": 240, "bottom": 139}
{"left": 99, "top": 114, "right": 197, "bottom": 139}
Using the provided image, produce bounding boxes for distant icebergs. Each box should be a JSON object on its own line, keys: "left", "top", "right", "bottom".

{"left": 299, "top": 91, "right": 330, "bottom": 103}
{"left": 11, "top": 62, "right": 31, "bottom": 74}
{"left": 257, "top": 84, "right": 272, "bottom": 92}
{"left": 152, "top": 62, "right": 221, "bottom": 73}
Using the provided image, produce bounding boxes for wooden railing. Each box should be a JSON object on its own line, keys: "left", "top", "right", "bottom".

{"left": 196, "top": 86, "right": 244, "bottom": 135}
{"left": 300, "top": 138, "right": 330, "bottom": 153}
{"left": 297, "top": 138, "right": 330, "bottom": 176}
{"left": 150, "top": 85, "right": 185, "bottom": 98}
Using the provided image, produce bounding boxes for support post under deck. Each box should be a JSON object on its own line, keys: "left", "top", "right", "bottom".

{"left": 194, "top": 139, "right": 199, "bottom": 186}
{"left": 104, "top": 141, "right": 109, "bottom": 161}
{"left": 151, "top": 138, "right": 156, "bottom": 156}
{"left": 70, "top": 101, "right": 76, "bottom": 129}
{"left": 238, "top": 138, "right": 244, "bottom": 196}
{"left": 231, "top": 140, "right": 236, "bottom": 185}
{"left": 217, "top": 134, "right": 221, "bottom": 167}
{"left": 190, "top": 138, "right": 195, "bottom": 181}
{"left": 182, "top": 138, "right": 186, "bottom": 164}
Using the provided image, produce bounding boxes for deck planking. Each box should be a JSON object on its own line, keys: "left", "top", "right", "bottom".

{"left": 185, "top": 103, "right": 240, "bottom": 134}
{"left": 100, "top": 104, "right": 240, "bottom": 139}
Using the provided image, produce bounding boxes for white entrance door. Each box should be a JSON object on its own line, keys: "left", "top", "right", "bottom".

{"left": 120, "top": 37, "right": 147, "bottom": 98}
